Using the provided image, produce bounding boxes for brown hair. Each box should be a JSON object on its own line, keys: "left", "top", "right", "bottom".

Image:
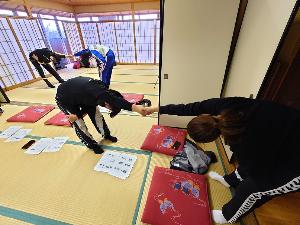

{"left": 187, "top": 109, "right": 246, "bottom": 144}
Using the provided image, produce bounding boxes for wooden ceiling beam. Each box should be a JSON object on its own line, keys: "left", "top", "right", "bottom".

{"left": 23, "top": 0, "right": 32, "bottom": 17}
{"left": 73, "top": 1, "right": 159, "bottom": 14}
{"left": 7, "top": 0, "right": 74, "bottom": 13}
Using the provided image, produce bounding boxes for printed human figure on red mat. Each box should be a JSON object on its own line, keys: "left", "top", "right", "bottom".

{"left": 174, "top": 180, "right": 200, "bottom": 198}
{"left": 155, "top": 194, "right": 182, "bottom": 225}
{"left": 172, "top": 179, "right": 208, "bottom": 208}
{"left": 161, "top": 135, "right": 175, "bottom": 148}
{"left": 16, "top": 113, "right": 26, "bottom": 118}
{"left": 33, "top": 108, "right": 46, "bottom": 113}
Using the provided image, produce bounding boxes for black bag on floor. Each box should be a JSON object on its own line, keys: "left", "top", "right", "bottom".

{"left": 170, "top": 139, "right": 217, "bottom": 174}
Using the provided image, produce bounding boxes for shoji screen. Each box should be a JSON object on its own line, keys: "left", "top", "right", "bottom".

{"left": 98, "top": 22, "right": 119, "bottom": 61}
{"left": 11, "top": 18, "right": 45, "bottom": 58}
{"left": 0, "top": 18, "right": 33, "bottom": 88}
{"left": 135, "top": 20, "right": 156, "bottom": 63}
{"left": 11, "top": 18, "right": 46, "bottom": 77}
{"left": 80, "top": 23, "right": 100, "bottom": 47}
{"left": 41, "top": 19, "right": 67, "bottom": 54}
{"left": 57, "top": 21, "right": 72, "bottom": 55}
{"left": 62, "top": 22, "right": 83, "bottom": 54}
{"left": 114, "top": 21, "right": 135, "bottom": 63}
{"left": 160, "top": 0, "right": 239, "bottom": 128}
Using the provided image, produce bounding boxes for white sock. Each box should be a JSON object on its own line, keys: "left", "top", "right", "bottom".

{"left": 208, "top": 171, "right": 230, "bottom": 187}
{"left": 212, "top": 210, "right": 228, "bottom": 224}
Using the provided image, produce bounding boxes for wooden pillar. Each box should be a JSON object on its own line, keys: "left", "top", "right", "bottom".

{"left": 96, "top": 22, "right": 102, "bottom": 45}
{"left": 6, "top": 17, "right": 36, "bottom": 79}
{"left": 131, "top": 3, "right": 138, "bottom": 63}
{"left": 74, "top": 14, "right": 86, "bottom": 49}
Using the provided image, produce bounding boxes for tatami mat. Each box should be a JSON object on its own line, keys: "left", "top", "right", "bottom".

{"left": 1, "top": 65, "right": 238, "bottom": 225}
{"left": 0, "top": 140, "right": 150, "bottom": 225}
{"left": 0, "top": 105, "right": 156, "bottom": 150}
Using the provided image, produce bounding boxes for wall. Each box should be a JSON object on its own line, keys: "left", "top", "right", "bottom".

{"left": 159, "top": 0, "right": 239, "bottom": 128}
{"left": 223, "top": 0, "right": 297, "bottom": 98}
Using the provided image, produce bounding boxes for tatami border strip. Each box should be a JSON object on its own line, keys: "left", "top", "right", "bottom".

{"left": 0, "top": 205, "right": 71, "bottom": 225}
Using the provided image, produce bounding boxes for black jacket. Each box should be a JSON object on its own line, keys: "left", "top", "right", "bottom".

{"left": 160, "top": 97, "right": 300, "bottom": 180}
{"left": 56, "top": 76, "right": 132, "bottom": 117}
{"left": 29, "top": 48, "right": 66, "bottom": 64}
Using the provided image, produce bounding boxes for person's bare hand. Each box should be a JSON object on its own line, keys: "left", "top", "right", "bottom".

{"left": 66, "top": 114, "right": 78, "bottom": 123}
{"left": 144, "top": 106, "right": 159, "bottom": 115}
{"left": 66, "top": 55, "right": 75, "bottom": 60}
{"left": 132, "top": 104, "right": 147, "bottom": 116}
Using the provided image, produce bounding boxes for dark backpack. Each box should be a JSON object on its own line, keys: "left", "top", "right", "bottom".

{"left": 170, "top": 139, "right": 217, "bottom": 174}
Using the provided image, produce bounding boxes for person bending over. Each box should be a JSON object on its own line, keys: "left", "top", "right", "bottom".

{"left": 74, "top": 49, "right": 106, "bottom": 82}
{"left": 144, "top": 97, "right": 300, "bottom": 224}
{"left": 56, "top": 76, "right": 145, "bottom": 154}
{"left": 29, "top": 48, "right": 73, "bottom": 88}
{"left": 92, "top": 44, "right": 116, "bottom": 88}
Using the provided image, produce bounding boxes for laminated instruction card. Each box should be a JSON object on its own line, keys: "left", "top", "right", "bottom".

{"left": 5, "top": 129, "right": 32, "bottom": 142}
{"left": 0, "top": 126, "right": 32, "bottom": 142}
{"left": 0, "top": 126, "right": 22, "bottom": 139}
{"left": 25, "top": 136, "right": 69, "bottom": 155}
{"left": 94, "top": 151, "right": 137, "bottom": 180}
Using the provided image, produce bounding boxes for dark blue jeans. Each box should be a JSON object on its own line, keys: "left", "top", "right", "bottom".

{"left": 101, "top": 49, "right": 115, "bottom": 88}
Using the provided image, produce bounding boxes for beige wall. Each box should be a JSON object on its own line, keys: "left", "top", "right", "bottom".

{"left": 223, "top": 0, "right": 297, "bottom": 98}
{"left": 159, "top": 0, "right": 239, "bottom": 127}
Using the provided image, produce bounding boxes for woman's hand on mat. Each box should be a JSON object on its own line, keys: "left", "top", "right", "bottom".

{"left": 66, "top": 114, "right": 79, "bottom": 123}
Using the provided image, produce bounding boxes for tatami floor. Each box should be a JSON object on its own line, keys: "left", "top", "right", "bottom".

{"left": 0, "top": 65, "right": 238, "bottom": 225}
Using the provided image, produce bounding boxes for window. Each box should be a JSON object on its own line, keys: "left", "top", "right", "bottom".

{"left": 99, "top": 15, "right": 117, "bottom": 21}
{"left": 10, "top": 18, "right": 46, "bottom": 77}
{"left": 56, "top": 16, "right": 75, "bottom": 22}
{"left": 123, "top": 15, "right": 132, "bottom": 20}
{"left": 40, "top": 14, "right": 55, "bottom": 19}
{"left": 78, "top": 17, "right": 91, "bottom": 22}
{"left": 0, "top": 18, "right": 33, "bottom": 87}
{"left": 0, "top": 9, "right": 13, "bottom": 16}
{"left": 16, "top": 11, "right": 27, "bottom": 17}
{"left": 91, "top": 17, "right": 99, "bottom": 22}
{"left": 80, "top": 23, "right": 99, "bottom": 47}
{"left": 140, "top": 14, "right": 157, "bottom": 20}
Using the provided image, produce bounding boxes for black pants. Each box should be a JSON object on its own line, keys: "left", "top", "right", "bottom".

{"left": 56, "top": 98, "right": 111, "bottom": 150}
{"left": 31, "top": 60, "right": 65, "bottom": 87}
{"left": 222, "top": 167, "right": 300, "bottom": 223}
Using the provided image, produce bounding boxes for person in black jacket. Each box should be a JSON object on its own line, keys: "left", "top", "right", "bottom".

{"left": 144, "top": 97, "right": 300, "bottom": 224}
{"left": 56, "top": 76, "right": 145, "bottom": 154}
{"left": 29, "top": 48, "right": 73, "bottom": 88}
